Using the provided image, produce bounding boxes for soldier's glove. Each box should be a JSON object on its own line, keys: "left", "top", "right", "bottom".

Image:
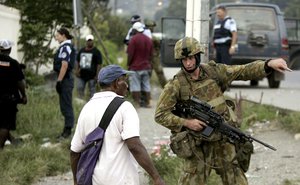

{"left": 56, "top": 81, "right": 62, "bottom": 94}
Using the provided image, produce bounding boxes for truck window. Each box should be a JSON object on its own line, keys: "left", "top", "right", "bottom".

{"left": 285, "top": 18, "right": 300, "bottom": 41}
{"left": 162, "top": 19, "right": 185, "bottom": 40}
{"left": 227, "top": 7, "right": 276, "bottom": 32}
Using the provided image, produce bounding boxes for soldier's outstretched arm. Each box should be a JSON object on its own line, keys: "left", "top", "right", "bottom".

{"left": 267, "top": 58, "right": 292, "bottom": 73}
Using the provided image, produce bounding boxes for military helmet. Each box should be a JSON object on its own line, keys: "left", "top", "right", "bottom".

{"left": 174, "top": 37, "right": 204, "bottom": 60}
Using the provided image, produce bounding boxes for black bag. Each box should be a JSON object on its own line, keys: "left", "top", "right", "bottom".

{"left": 76, "top": 97, "right": 124, "bottom": 185}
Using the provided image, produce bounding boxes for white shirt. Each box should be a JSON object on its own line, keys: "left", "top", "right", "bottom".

{"left": 125, "top": 23, "right": 152, "bottom": 42}
{"left": 71, "top": 91, "right": 140, "bottom": 185}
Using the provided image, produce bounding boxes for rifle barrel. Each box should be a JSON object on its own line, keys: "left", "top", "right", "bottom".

{"left": 249, "top": 136, "right": 277, "bottom": 151}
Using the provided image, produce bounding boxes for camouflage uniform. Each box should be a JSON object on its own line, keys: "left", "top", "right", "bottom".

{"left": 155, "top": 37, "right": 270, "bottom": 185}
{"left": 145, "top": 20, "right": 168, "bottom": 88}
{"left": 152, "top": 37, "right": 167, "bottom": 88}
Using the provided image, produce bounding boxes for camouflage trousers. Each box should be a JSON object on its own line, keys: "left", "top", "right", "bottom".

{"left": 152, "top": 53, "right": 167, "bottom": 88}
{"left": 178, "top": 140, "right": 248, "bottom": 185}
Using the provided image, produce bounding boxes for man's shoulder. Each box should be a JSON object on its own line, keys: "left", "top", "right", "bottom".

{"left": 0, "top": 55, "right": 19, "bottom": 65}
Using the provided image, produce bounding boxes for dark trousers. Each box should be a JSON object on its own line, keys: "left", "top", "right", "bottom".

{"left": 59, "top": 76, "right": 74, "bottom": 129}
{"left": 216, "top": 44, "right": 231, "bottom": 65}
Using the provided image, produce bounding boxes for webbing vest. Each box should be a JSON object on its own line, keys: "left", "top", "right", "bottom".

{"left": 213, "top": 17, "right": 233, "bottom": 44}
{"left": 53, "top": 43, "right": 76, "bottom": 74}
{"left": 175, "top": 62, "right": 237, "bottom": 125}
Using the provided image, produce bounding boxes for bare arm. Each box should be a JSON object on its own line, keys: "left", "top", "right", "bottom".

{"left": 17, "top": 79, "right": 27, "bottom": 104}
{"left": 229, "top": 31, "right": 237, "bottom": 55}
{"left": 125, "top": 137, "right": 165, "bottom": 185}
{"left": 70, "top": 150, "right": 81, "bottom": 185}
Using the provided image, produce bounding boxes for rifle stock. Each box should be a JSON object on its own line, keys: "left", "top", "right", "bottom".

{"left": 174, "top": 96, "right": 276, "bottom": 151}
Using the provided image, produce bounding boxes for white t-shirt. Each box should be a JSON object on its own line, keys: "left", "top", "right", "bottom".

{"left": 125, "top": 23, "right": 152, "bottom": 42}
{"left": 71, "top": 91, "right": 140, "bottom": 185}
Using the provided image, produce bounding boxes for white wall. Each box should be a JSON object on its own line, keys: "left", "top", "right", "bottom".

{"left": 0, "top": 4, "right": 22, "bottom": 61}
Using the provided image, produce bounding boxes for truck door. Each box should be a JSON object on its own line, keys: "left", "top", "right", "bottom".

{"left": 160, "top": 17, "right": 185, "bottom": 67}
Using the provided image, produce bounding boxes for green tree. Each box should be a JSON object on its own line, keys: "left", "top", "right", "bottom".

{"left": 1, "top": 0, "right": 128, "bottom": 73}
{"left": 2, "top": 0, "right": 73, "bottom": 74}
{"left": 285, "top": 0, "right": 300, "bottom": 18}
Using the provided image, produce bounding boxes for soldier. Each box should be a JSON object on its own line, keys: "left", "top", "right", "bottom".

{"left": 155, "top": 37, "right": 291, "bottom": 185}
{"left": 145, "top": 20, "right": 168, "bottom": 88}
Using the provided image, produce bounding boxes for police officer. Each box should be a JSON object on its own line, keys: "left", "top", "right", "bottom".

{"left": 53, "top": 28, "right": 76, "bottom": 139}
{"left": 213, "top": 5, "right": 237, "bottom": 65}
{"left": 0, "top": 39, "right": 27, "bottom": 149}
{"left": 155, "top": 37, "right": 291, "bottom": 185}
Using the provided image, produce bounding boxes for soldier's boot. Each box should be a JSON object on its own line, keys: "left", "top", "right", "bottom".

{"left": 0, "top": 129, "right": 9, "bottom": 149}
{"left": 131, "top": 91, "right": 141, "bottom": 108}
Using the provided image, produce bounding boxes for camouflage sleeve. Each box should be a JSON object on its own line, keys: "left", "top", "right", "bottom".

{"left": 216, "top": 60, "right": 268, "bottom": 84}
{"left": 155, "top": 78, "right": 186, "bottom": 132}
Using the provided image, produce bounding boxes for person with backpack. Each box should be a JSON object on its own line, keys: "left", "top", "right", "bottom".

{"left": 213, "top": 5, "right": 237, "bottom": 65}
{"left": 53, "top": 27, "right": 76, "bottom": 139}
{"left": 154, "top": 37, "right": 291, "bottom": 185}
{"left": 70, "top": 65, "right": 165, "bottom": 185}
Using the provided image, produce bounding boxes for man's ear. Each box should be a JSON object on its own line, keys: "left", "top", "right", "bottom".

{"left": 113, "top": 79, "right": 120, "bottom": 89}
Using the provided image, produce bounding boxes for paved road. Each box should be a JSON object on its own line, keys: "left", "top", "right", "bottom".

{"left": 226, "top": 70, "right": 300, "bottom": 111}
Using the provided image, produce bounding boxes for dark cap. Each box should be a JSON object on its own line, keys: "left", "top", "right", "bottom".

{"left": 130, "top": 15, "right": 141, "bottom": 24}
{"left": 98, "top": 65, "right": 133, "bottom": 85}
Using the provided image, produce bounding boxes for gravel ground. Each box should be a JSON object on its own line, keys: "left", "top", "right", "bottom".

{"left": 33, "top": 85, "right": 300, "bottom": 185}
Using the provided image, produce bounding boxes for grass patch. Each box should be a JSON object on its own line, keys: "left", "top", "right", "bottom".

{"left": 0, "top": 86, "right": 83, "bottom": 184}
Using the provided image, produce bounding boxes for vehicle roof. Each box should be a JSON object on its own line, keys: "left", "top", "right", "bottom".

{"left": 211, "top": 2, "right": 283, "bottom": 15}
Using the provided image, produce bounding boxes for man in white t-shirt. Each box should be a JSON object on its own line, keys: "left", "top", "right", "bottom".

{"left": 70, "top": 65, "right": 165, "bottom": 185}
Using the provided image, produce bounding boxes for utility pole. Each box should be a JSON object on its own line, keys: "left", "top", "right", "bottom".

{"left": 185, "top": 0, "right": 210, "bottom": 62}
{"left": 72, "top": 0, "right": 83, "bottom": 50}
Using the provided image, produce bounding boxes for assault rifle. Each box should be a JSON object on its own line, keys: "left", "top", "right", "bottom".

{"left": 174, "top": 96, "right": 276, "bottom": 151}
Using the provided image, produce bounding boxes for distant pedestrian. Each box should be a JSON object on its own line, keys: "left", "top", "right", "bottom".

{"left": 127, "top": 22, "right": 153, "bottom": 108}
{"left": 213, "top": 5, "right": 237, "bottom": 64}
{"left": 124, "top": 14, "right": 152, "bottom": 45}
{"left": 75, "top": 34, "right": 102, "bottom": 99}
{"left": 0, "top": 39, "right": 27, "bottom": 149}
{"left": 53, "top": 27, "right": 76, "bottom": 139}
{"left": 145, "top": 20, "right": 167, "bottom": 88}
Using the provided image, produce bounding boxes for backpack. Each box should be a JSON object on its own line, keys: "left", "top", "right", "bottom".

{"left": 76, "top": 97, "right": 125, "bottom": 185}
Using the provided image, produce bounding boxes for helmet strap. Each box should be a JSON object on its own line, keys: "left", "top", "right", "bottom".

{"left": 180, "top": 53, "right": 201, "bottom": 73}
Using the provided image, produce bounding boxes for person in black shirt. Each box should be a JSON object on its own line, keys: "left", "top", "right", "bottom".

{"left": 0, "top": 39, "right": 27, "bottom": 149}
{"left": 75, "top": 34, "right": 102, "bottom": 99}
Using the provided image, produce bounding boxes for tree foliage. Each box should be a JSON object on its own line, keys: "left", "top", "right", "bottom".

{"left": 2, "top": 0, "right": 73, "bottom": 74}
{"left": 1, "top": 0, "right": 127, "bottom": 74}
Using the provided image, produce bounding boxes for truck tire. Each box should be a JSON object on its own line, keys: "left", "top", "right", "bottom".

{"left": 267, "top": 72, "right": 280, "bottom": 88}
{"left": 250, "top": 80, "right": 259, "bottom": 86}
{"left": 289, "top": 54, "right": 300, "bottom": 70}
